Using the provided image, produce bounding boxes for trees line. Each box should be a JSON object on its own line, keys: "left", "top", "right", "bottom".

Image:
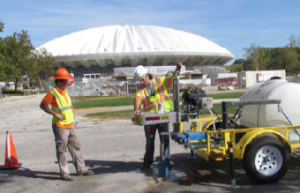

{"left": 226, "top": 35, "right": 300, "bottom": 74}
{"left": 0, "top": 21, "right": 55, "bottom": 91}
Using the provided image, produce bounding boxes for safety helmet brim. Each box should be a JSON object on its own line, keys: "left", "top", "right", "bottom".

{"left": 48, "top": 75, "right": 72, "bottom": 80}
{"left": 134, "top": 65, "right": 150, "bottom": 82}
{"left": 54, "top": 75, "right": 72, "bottom": 80}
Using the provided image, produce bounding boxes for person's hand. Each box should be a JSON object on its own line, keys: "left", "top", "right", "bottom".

{"left": 134, "top": 110, "right": 141, "bottom": 115}
{"left": 55, "top": 113, "right": 65, "bottom": 120}
{"left": 176, "top": 62, "right": 183, "bottom": 71}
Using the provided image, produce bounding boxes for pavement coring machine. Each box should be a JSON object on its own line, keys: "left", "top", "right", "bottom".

{"left": 132, "top": 72, "right": 300, "bottom": 186}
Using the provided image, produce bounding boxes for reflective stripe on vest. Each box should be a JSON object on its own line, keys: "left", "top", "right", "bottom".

{"left": 50, "top": 88, "right": 74, "bottom": 125}
{"left": 155, "top": 77, "right": 164, "bottom": 96}
{"left": 165, "top": 75, "right": 173, "bottom": 89}
{"left": 143, "top": 95, "right": 172, "bottom": 111}
{"left": 138, "top": 85, "right": 149, "bottom": 105}
{"left": 52, "top": 106, "right": 73, "bottom": 112}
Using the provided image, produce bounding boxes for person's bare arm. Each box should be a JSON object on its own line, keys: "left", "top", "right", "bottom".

{"left": 40, "top": 102, "right": 65, "bottom": 120}
{"left": 134, "top": 96, "right": 142, "bottom": 114}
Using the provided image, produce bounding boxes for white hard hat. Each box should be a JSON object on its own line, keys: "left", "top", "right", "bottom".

{"left": 134, "top": 65, "right": 149, "bottom": 81}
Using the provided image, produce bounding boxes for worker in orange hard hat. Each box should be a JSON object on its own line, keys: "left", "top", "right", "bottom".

{"left": 40, "top": 68, "right": 94, "bottom": 181}
{"left": 54, "top": 68, "right": 73, "bottom": 79}
{"left": 48, "top": 68, "right": 73, "bottom": 80}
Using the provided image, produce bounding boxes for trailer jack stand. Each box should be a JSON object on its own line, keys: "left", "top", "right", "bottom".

{"left": 187, "top": 150, "right": 196, "bottom": 159}
{"left": 227, "top": 141, "right": 236, "bottom": 190}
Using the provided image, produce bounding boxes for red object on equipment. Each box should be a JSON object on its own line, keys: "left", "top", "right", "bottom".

{"left": 67, "top": 75, "right": 74, "bottom": 87}
{"left": 145, "top": 117, "right": 160, "bottom": 121}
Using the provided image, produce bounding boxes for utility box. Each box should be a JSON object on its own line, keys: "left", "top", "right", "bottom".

{"left": 238, "top": 70, "right": 286, "bottom": 88}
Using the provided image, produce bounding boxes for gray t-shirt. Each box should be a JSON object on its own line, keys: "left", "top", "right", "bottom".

{"left": 146, "top": 82, "right": 155, "bottom": 96}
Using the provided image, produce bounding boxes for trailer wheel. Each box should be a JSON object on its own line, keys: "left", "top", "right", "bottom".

{"left": 243, "top": 136, "right": 290, "bottom": 184}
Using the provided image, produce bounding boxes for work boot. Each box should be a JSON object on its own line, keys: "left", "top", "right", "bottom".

{"left": 140, "top": 164, "right": 151, "bottom": 171}
{"left": 61, "top": 174, "right": 74, "bottom": 181}
{"left": 77, "top": 169, "right": 94, "bottom": 176}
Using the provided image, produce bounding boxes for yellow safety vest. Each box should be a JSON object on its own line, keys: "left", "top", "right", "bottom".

{"left": 136, "top": 75, "right": 174, "bottom": 113}
{"left": 50, "top": 88, "right": 74, "bottom": 125}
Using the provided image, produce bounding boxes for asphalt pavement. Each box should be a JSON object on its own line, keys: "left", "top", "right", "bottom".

{"left": 0, "top": 94, "right": 300, "bottom": 193}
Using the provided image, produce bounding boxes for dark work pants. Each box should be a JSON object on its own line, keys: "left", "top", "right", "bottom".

{"left": 143, "top": 123, "right": 170, "bottom": 167}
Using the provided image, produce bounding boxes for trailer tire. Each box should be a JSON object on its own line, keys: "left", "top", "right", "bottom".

{"left": 243, "top": 136, "right": 290, "bottom": 184}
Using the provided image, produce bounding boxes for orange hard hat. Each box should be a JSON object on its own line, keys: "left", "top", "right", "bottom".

{"left": 54, "top": 68, "right": 72, "bottom": 80}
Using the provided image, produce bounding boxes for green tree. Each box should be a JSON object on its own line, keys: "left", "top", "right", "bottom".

{"left": 0, "top": 37, "right": 16, "bottom": 82}
{"left": 0, "top": 38, "right": 6, "bottom": 81}
{"left": 225, "top": 63, "right": 243, "bottom": 72}
{"left": 231, "top": 58, "right": 246, "bottom": 72}
{"left": 233, "top": 58, "right": 246, "bottom": 66}
{"left": 282, "top": 47, "right": 300, "bottom": 74}
{"left": 0, "top": 21, "right": 4, "bottom": 32}
{"left": 36, "top": 47, "right": 55, "bottom": 83}
{"left": 3, "top": 30, "right": 35, "bottom": 90}
{"left": 232, "top": 64, "right": 243, "bottom": 72}
{"left": 243, "top": 43, "right": 270, "bottom": 70}
{"left": 282, "top": 35, "right": 300, "bottom": 74}
{"left": 22, "top": 50, "right": 40, "bottom": 88}
{"left": 287, "top": 35, "right": 300, "bottom": 48}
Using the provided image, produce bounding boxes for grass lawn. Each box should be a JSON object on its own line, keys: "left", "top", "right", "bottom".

{"left": 73, "top": 92, "right": 244, "bottom": 109}
{"left": 3, "top": 90, "right": 48, "bottom": 96}
{"left": 87, "top": 109, "right": 133, "bottom": 117}
{"left": 73, "top": 96, "right": 134, "bottom": 109}
{"left": 206, "top": 92, "right": 244, "bottom": 99}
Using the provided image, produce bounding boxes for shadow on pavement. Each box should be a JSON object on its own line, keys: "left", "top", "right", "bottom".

{"left": 0, "top": 159, "right": 146, "bottom": 185}
{"left": 85, "top": 159, "right": 142, "bottom": 174}
{"left": 167, "top": 152, "right": 300, "bottom": 191}
{"left": 1, "top": 155, "right": 300, "bottom": 192}
{"left": 0, "top": 167, "right": 61, "bottom": 184}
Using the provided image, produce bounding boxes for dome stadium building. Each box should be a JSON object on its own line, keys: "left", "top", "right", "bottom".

{"left": 38, "top": 25, "right": 234, "bottom": 77}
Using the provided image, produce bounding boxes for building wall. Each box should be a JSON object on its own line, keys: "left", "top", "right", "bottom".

{"left": 238, "top": 70, "right": 286, "bottom": 88}
{"left": 210, "top": 73, "right": 238, "bottom": 85}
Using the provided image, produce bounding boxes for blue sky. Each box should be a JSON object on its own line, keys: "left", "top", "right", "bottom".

{"left": 0, "top": 0, "right": 299, "bottom": 64}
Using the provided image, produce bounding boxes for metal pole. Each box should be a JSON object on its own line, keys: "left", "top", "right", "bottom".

{"left": 222, "top": 102, "right": 228, "bottom": 129}
{"left": 227, "top": 141, "right": 236, "bottom": 189}
{"left": 173, "top": 73, "right": 180, "bottom": 133}
{"left": 158, "top": 127, "right": 170, "bottom": 179}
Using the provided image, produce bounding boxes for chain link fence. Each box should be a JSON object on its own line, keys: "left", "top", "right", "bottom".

{"left": 44, "top": 77, "right": 215, "bottom": 98}
{"left": 41, "top": 77, "right": 137, "bottom": 97}
{"left": 68, "top": 80, "right": 137, "bottom": 97}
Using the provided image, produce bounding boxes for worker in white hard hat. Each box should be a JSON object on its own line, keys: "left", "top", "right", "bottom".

{"left": 134, "top": 63, "right": 183, "bottom": 171}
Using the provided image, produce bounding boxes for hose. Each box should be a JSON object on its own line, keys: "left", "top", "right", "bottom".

{"left": 208, "top": 108, "right": 216, "bottom": 131}
{"left": 277, "top": 104, "right": 300, "bottom": 137}
{"left": 211, "top": 108, "right": 220, "bottom": 122}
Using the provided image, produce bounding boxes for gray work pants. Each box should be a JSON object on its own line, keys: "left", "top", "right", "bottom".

{"left": 143, "top": 123, "right": 170, "bottom": 166}
{"left": 52, "top": 124, "right": 88, "bottom": 176}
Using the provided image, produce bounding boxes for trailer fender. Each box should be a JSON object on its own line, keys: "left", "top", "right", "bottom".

{"left": 203, "top": 119, "right": 222, "bottom": 131}
{"left": 234, "top": 129, "right": 291, "bottom": 159}
{"left": 203, "top": 120, "right": 215, "bottom": 130}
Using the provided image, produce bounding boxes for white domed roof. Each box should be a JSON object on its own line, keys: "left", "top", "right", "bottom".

{"left": 38, "top": 25, "right": 234, "bottom": 67}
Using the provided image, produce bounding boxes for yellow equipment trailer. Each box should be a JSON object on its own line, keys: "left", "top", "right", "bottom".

{"left": 132, "top": 73, "right": 300, "bottom": 185}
